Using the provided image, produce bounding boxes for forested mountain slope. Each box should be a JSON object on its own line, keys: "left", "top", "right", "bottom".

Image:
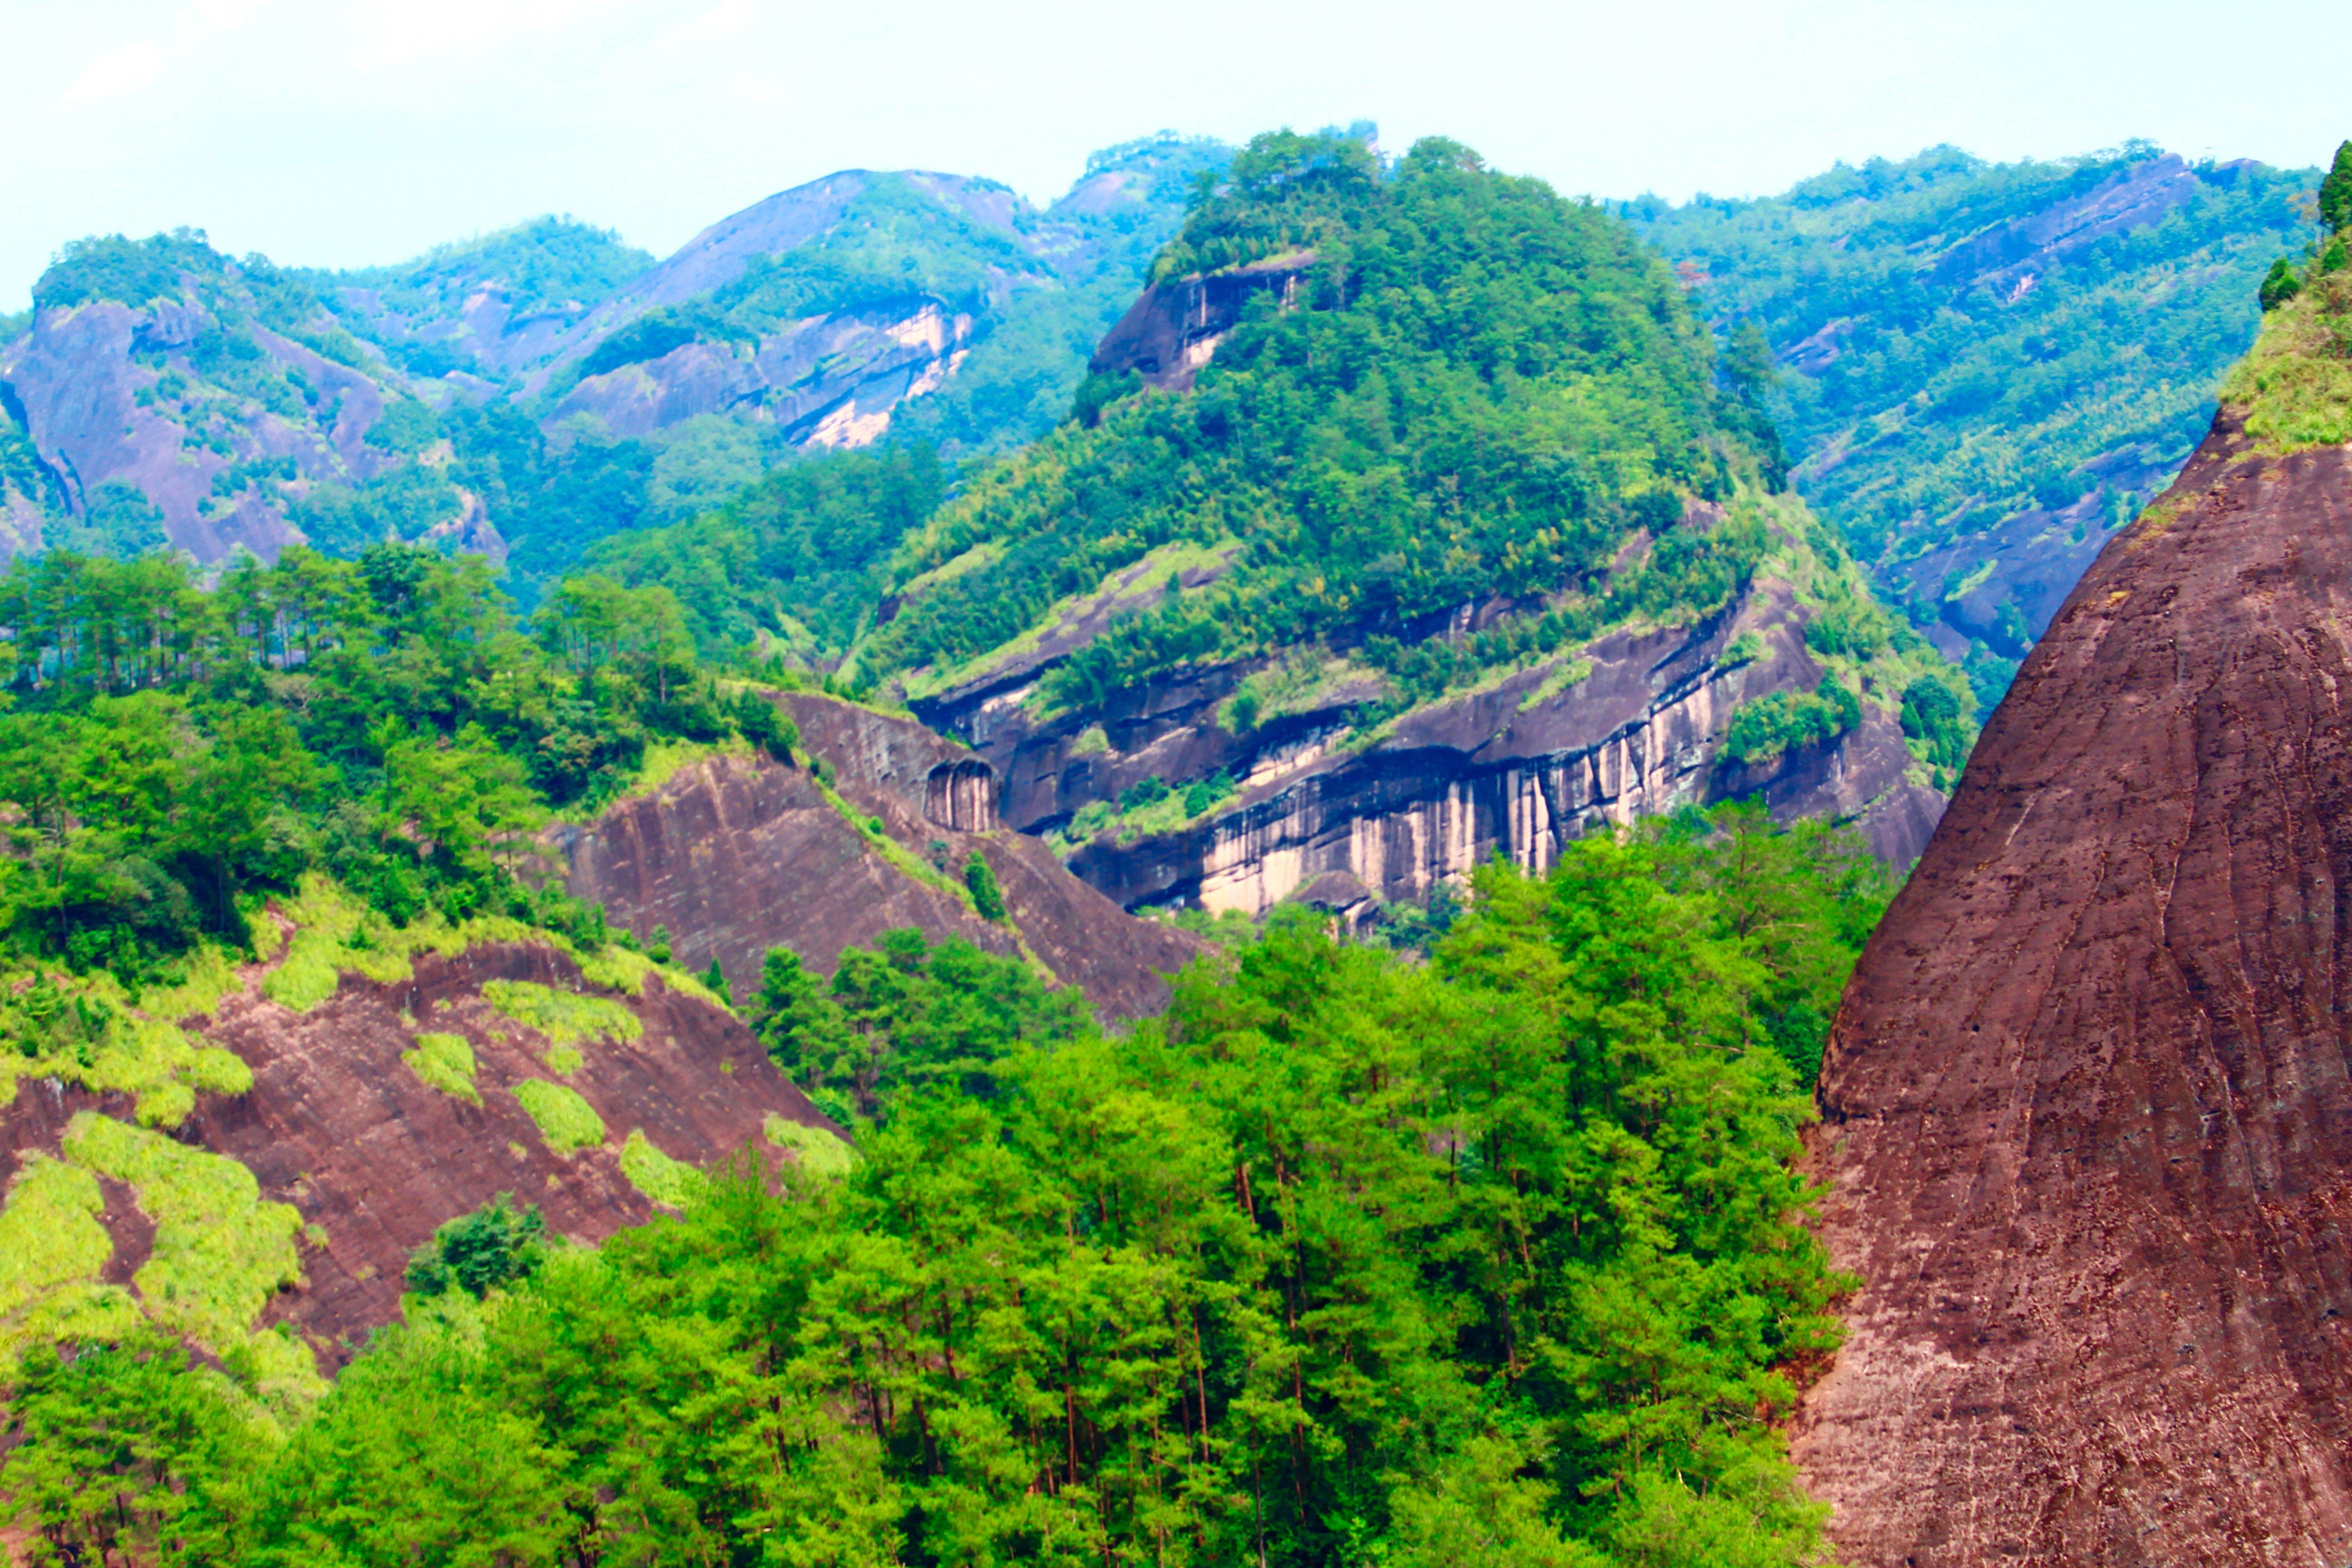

{"left": 0, "top": 135, "right": 1224, "bottom": 580}
{"left": 1792, "top": 154, "right": 2352, "bottom": 1564}
{"left": 610, "top": 132, "right": 1970, "bottom": 916}
{"left": 1630, "top": 143, "right": 2317, "bottom": 707}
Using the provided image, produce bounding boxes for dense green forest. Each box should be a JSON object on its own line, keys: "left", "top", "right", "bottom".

{"left": 602, "top": 130, "right": 1955, "bottom": 744}
{"left": 0, "top": 546, "right": 789, "bottom": 983}
{"left": 1629, "top": 144, "right": 2315, "bottom": 705}
{"left": 1, "top": 805, "right": 1887, "bottom": 1568}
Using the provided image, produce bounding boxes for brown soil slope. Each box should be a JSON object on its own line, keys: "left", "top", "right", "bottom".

{"left": 1794, "top": 409, "right": 2352, "bottom": 1564}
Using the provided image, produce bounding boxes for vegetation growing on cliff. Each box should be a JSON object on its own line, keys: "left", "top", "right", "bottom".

{"left": 842, "top": 131, "right": 1782, "bottom": 715}
{"left": 1628, "top": 143, "right": 2317, "bottom": 704}
{"left": 0, "top": 807, "right": 1880, "bottom": 1567}
{"left": 0, "top": 545, "right": 792, "bottom": 989}
{"left": 2223, "top": 142, "right": 2352, "bottom": 451}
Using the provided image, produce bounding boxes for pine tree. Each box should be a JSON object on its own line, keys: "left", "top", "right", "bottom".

{"left": 701, "top": 956, "right": 728, "bottom": 1000}
{"left": 963, "top": 851, "right": 1005, "bottom": 921}
{"left": 2320, "top": 139, "right": 2352, "bottom": 235}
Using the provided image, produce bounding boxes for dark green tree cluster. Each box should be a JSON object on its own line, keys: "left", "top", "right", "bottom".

{"left": 750, "top": 928, "right": 1091, "bottom": 1122}
{"left": 1719, "top": 679, "right": 1862, "bottom": 769}
{"left": 0, "top": 807, "right": 1886, "bottom": 1567}
{"left": 2263, "top": 140, "right": 2352, "bottom": 312}
{"left": 0, "top": 545, "right": 793, "bottom": 981}
{"left": 849, "top": 131, "right": 1784, "bottom": 711}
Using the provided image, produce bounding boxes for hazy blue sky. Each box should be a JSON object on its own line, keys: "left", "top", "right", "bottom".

{"left": 9, "top": 0, "right": 2348, "bottom": 309}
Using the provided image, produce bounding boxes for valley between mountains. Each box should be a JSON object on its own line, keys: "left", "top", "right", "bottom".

{"left": 3, "top": 127, "right": 2351, "bottom": 1568}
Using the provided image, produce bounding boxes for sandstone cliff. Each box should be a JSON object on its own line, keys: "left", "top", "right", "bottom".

{"left": 0, "top": 912, "right": 831, "bottom": 1377}
{"left": 553, "top": 696, "right": 1199, "bottom": 1018}
{"left": 911, "top": 508, "right": 1950, "bottom": 920}
{"left": 1793, "top": 407, "right": 2352, "bottom": 1563}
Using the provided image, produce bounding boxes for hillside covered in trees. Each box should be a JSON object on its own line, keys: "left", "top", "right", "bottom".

{"left": 1629, "top": 143, "right": 2317, "bottom": 706}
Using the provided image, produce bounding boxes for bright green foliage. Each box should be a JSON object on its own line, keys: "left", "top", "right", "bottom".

{"left": 0, "top": 543, "right": 774, "bottom": 979}
{"left": 962, "top": 850, "right": 1005, "bottom": 921}
{"left": 59, "top": 1113, "right": 306, "bottom": 1365}
{"left": 851, "top": 132, "right": 1775, "bottom": 714}
{"left": 479, "top": 979, "right": 642, "bottom": 1049}
{"left": 511, "top": 1079, "right": 605, "bottom": 1154}
{"left": 1630, "top": 143, "right": 2318, "bottom": 704}
{"left": 765, "top": 1114, "right": 857, "bottom": 1177}
{"left": 0, "top": 808, "right": 1875, "bottom": 1564}
{"left": 619, "top": 1129, "right": 702, "bottom": 1210}
{"left": 0, "top": 962, "right": 253, "bottom": 1128}
{"left": 1900, "top": 674, "right": 1974, "bottom": 772}
{"left": 404, "top": 1196, "right": 546, "bottom": 1300}
{"left": 748, "top": 929, "right": 1090, "bottom": 1119}
{"left": 401, "top": 1032, "right": 478, "bottom": 1105}
{"left": 1720, "top": 678, "right": 1862, "bottom": 767}
{"left": 0, "top": 1157, "right": 140, "bottom": 1358}
{"left": 0, "top": 1336, "right": 270, "bottom": 1568}
{"left": 2224, "top": 251, "right": 2352, "bottom": 451}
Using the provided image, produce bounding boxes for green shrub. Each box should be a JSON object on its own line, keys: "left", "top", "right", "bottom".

{"left": 620, "top": 1130, "right": 701, "bottom": 1209}
{"left": 963, "top": 852, "right": 1005, "bottom": 921}
{"left": 404, "top": 1195, "right": 544, "bottom": 1298}
{"left": 402, "top": 1032, "right": 479, "bottom": 1104}
{"left": 1720, "top": 678, "right": 1862, "bottom": 766}
{"left": 512, "top": 1079, "right": 605, "bottom": 1154}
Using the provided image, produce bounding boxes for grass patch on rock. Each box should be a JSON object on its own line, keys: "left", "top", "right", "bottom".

{"left": 402, "top": 1033, "right": 480, "bottom": 1105}
{"left": 513, "top": 1079, "right": 605, "bottom": 1154}
{"left": 764, "top": 1114, "right": 854, "bottom": 1179}
{"left": 620, "top": 1129, "right": 701, "bottom": 1209}
{"left": 0, "top": 1154, "right": 141, "bottom": 1359}
{"left": 59, "top": 1112, "right": 315, "bottom": 1396}
{"left": 480, "top": 980, "right": 642, "bottom": 1050}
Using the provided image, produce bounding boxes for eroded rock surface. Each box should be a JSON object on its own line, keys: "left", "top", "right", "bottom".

{"left": 555, "top": 695, "right": 1198, "bottom": 1018}
{"left": 1796, "top": 411, "right": 2352, "bottom": 1565}
{"left": 0, "top": 941, "right": 828, "bottom": 1364}
{"left": 917, "top": 574, "right": 1942, "bottom": 920}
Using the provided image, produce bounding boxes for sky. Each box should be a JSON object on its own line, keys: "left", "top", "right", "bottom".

{"left": 9, "top": 0, "right": 2351, "bottom": 311}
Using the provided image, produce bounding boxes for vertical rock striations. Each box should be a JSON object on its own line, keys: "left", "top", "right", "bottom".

{"left": 1794, "top": 407, "right": 2352, "bottom": 1564}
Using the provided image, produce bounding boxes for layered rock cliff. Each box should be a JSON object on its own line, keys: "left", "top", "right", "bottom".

{"left": 1793, "top": 403, "right": 2352, "bottom": 1563}
{"left": 553, "top": 694, "right": 1199, "bottom": 1016}
{"left": 911, "top": 505, "right": 1951, "bottom": 919}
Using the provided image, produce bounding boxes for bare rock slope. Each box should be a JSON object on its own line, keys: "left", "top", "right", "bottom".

{"left": 1794, "top": 408, "right": 2352, "bottom": 1564}
{"left": 555, "top": 693, "right": 1200, "bottom": 1018}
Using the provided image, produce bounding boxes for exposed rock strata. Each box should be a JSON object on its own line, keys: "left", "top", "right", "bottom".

{"left": 917, "top": 583, "right": 1942, "bottom": 918}
{"left": 0, "top": 941, "right": 827, "bottom": 1362}
{"left": 554, "top": 695, "right": 1197, "bottom": 1018}
{"left": 1088, "top": 251, "right": 1315, "bottom": 392}
{"left": 1795, "top": 410, "right": 2352, "bottom": 1565}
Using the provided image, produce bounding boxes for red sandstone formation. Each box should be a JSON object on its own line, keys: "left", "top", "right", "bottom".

{"left": 0, "top": 941, "right": 828, "bottom": 1362}
{"left": 1795, "top": 409, "right": 2352, "bottom": 1564}
{"left": 554, "top": 692, "right": 1199, "bottom": 1018}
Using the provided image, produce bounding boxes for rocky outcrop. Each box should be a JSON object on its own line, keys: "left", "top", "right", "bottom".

{"left": 0, "top": 295, "right": 396, "bottom": 563}
{"left": 554, "top": 696, "right": 1198, "bottom": 1018}
{"left": 0, "top": 939, "right": 828, "bottom": 1365}
{"left": 1088, "top": 252, "right": 1315, "bottom": 391}
{"left": 916, "top": 568, "right": 1943, "bottom": 920}
{"left": 1793, "top": 409, "right": 2352, "bottom": 1564}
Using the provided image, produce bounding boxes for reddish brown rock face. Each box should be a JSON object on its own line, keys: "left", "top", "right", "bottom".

{"left": 1796, "top": 412, "right": 2352, "bottom": 1565}
{"left": 0, "top": 942, "right": 831, "bottom": 1361}
{"left": 555, "top": 695, "right": 1199, "bottom": 1019}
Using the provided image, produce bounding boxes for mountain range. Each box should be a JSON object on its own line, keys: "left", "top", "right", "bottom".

{"left": 1, "top": 123, "right": 2347, "bottom": 1568}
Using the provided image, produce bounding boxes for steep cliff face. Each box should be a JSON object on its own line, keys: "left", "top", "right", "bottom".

{"left": 914, "top": 517, "right": 1949, "bottom": 919}
{"left": 1793, "top": 408, "right": 2352, "bottom": 1564}
{"left": 1087, "top": 251, "right": 1315, "bottom": 391}
{"left": 554, "top": 696, "right": 1199, "bottom": 1017}
{"left": 0, "top": 929, "right": 830, "bottom": 1372}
